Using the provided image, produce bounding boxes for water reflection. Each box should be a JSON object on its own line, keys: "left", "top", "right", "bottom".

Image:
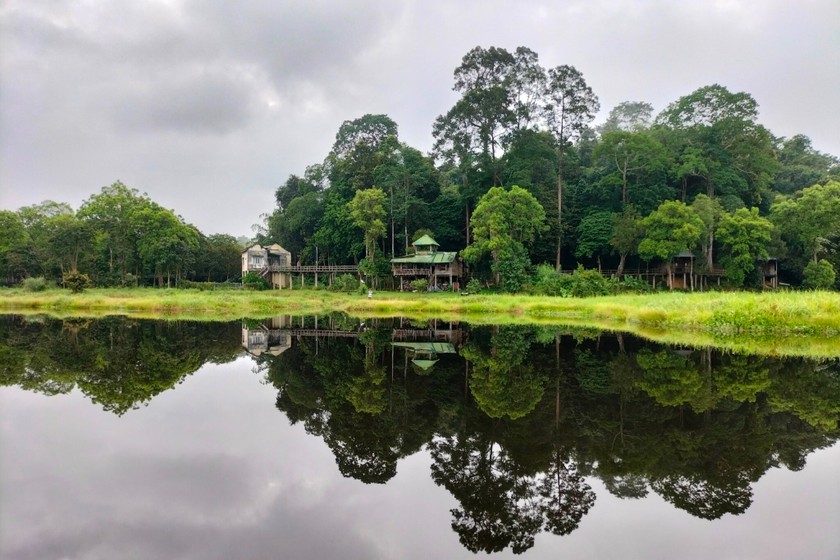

{"left": 2, "top": 314, "right": 839, "bottom": 556}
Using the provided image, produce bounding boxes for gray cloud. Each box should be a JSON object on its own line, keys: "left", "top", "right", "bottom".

{"left": 1, "top": 0, "right": 838, "bottom": 236}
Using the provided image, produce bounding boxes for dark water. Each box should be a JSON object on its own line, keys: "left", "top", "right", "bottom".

{"left": 1, "top": 315, "right": 839, "bottom": 560}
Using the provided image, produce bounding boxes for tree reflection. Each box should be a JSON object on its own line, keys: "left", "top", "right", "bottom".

{"left": 0, "top": 315, "right": 242, "bottom": 414}
{"left": 3, "top": 315, "right": 839, "bottom": 555}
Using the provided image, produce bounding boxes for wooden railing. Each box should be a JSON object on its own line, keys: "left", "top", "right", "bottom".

{"left": 277, "top": 265, "right": 359, "bottom": 273}
{"left": 249, "top": 264, "right": 359, "bottom": 273}
{"left": 393, "top": 267, "right": 431, "bottom": 276}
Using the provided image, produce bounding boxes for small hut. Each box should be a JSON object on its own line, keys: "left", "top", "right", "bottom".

{"left": 760, "top": 257, "right": 779, "bottom": 289}
{"left": 390, "top": 235, "right": 462, "bottom": 291}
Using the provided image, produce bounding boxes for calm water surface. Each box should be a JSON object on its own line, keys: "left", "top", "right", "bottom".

{"left": 1, "top": 315, "right": 839, "bottom": 559}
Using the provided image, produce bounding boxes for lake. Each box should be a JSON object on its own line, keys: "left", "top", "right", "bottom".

{"left": 1, "top": 314, "right": 839, "bottom": 559}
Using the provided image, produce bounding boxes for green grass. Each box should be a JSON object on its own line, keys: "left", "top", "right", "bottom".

{"left": 2, "top": 287, "right": 840, "bottom": 357}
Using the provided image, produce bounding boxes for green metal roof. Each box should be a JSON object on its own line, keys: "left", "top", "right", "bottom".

{"left": 412, "top": 234, "right": 439, "bottom": 247}
{"left": 411, "top": 359, "right": 439, "bottom": 371}
{"left": 391, "top": 251, "right": 457, "bottom": 264}
{"left": 392, "top": 342, "right": 457, "bottom": 353}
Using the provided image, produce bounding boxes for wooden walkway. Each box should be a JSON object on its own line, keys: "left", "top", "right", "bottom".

{"left": 264, "top": 264, "right": 359, "bottom": 273}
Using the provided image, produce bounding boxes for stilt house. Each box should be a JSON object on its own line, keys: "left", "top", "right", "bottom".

{"left": 242, "top": 244, "right": 292, "bottom": 289}
{"left": 390, "top": 235, "right": 462, "bottom": 291}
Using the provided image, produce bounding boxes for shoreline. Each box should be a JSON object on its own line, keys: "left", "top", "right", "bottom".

{"left": 2, "top": 288, "right": 840, "bottom": 358}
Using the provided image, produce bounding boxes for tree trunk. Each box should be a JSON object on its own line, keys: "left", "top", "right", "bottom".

{"left": 616, "top": 253, "right": 627, "bottom": 277}
{"left": 465, "top": 203, "right": 471, "bottom": 246}
{"left": 556, "top": 147, "right": 565, "bottom": 271}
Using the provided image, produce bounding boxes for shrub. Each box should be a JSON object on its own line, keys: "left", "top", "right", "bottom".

{"left": 409, "top": 278, "right": 429, "bottom": 292}
{"left": 532, "top": 264, "right": 572, "bottom": 296}
{"left": 465, "top": 278, "right": 482, "bottom": 293}
{"left": 242, "top": 272, "right": 269, "bottom": 290}
{"left": 616, "top": 276, "right": 653, "bottom": 293}
{"left": 568, "top": 266, "right": 612, "bottom": 298}
{"left": 22, "top": 277, "right": 48, "bottom": 292}
{"left": 803, "top": 259, "right": 836, "bottom": 290}
{"left": 331, "top": 273, "right": 360, "bottom": 292}
{"left": 62, "top": 272, "right": 93, "bottom": 293}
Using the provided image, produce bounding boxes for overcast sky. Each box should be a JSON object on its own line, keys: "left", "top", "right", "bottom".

{"left": 2, "top": 0, "right": 838, "bottom": 237}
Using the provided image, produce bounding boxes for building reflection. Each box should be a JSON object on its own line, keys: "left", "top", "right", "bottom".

{"left": 241, "top": 316, "right": 463, "bottom": 357}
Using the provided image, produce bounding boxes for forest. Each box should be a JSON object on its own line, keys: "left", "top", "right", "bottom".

{"left": 1, "top": 45, "right": 839, "bottom": 291}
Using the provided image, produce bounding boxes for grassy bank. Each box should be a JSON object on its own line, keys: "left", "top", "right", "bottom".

{"left": 2, "top": 287, "right": 839, "bottom": 331}
{"left": 3, "top": 287, "right": 839, "bottom": 357}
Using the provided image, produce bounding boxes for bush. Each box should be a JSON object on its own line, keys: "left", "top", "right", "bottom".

{"left": 802, "top": 259, "right": 836, "bottom": 290}
{"left": 22, "top": 277, "right": 48, "bottom": 292}
{"left": 532, "top": 264, "right": 572, "bottom": 296}
{"left": 330, "top": 273, "right": 360, "bottom": 292}
{"left": 409, "top": 278, "right": 429, "bottom": 292}
{"left": 465, "top": 278, "right": 482, "bottom": 293}
{"left": 242, "top": 272, "right": 269, "bottom": 290}
{"left": 616, "top": 276, "right": 653, "bottom": 294}
{"left": 568, "top": 266, "right": 613, "bottom": 298}
{"left": 62, "top": 272, "right": 93, "bottom": 293}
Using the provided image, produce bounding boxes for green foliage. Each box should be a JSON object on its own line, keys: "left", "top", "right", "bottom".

{"left": 567, "top": 266, "right": 613, "bottom": 298}
{"left": 463, "top": 185, "right": 546, "bottom": 291}
{"left": 532, "top": 264, "right": 571, "bottom": 296}
{"left": 616, "top": 276, "right": 653, "bottom": 293}
{"left": 639, "top": 201, "right": 704, "bottom": 262}
{"left": 802, "top": 259, "right": 836, "bottom": 290}
{"left": 575, "top": 211, "right": 614, "bottom": 263}
{"left": 716, "top": 207, "right": 773, "bottom": 286}
{"left": 465, "top": 278, "right": 481, "bottom": 293}
{"left": 22, "top": 277, "right": 48, "bottom": 292}
{"left": 348, "top": 188, "right": 387, "bottom": 260}
{"left": 62, "top": 272, "right": 93, "bottom": 293}
{"left": 242, "top": 272, "right": 269, "bottom": 290}
{"left": 493, "top": 241, "right": 531, "bottom": 293}
{"left": 409, "top": 278, "right": 429, "bottom": 292}
{"left": 330, "top": 273, "right": 360, "bottom": 292}
{"left": 771, "top": 181, "right": 840, "bottom": 263}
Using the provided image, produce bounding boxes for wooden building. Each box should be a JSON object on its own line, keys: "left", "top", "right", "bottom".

{"left": 760, "top": 257, "right": 779, "bottom": 289}
{"left": 390, "top": 235, "right": 462, "bottom": 291}
{"left": 241, "top": 243, "right": 293, "bottom": 289}
{"left": 241, "top": 316, "right": 293, "bottom": 356}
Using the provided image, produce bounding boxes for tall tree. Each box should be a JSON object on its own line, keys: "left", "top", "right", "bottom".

{"left": 462, "top": 185, "right": 546, "bottom": 290}
{"left": 78, "top": 182, "right": 151, "bottom": 283}
{"left": 542, "top": 65, "right": 600, "bottom": 269}
{"left": 348, "top": 188, "right": 387, "bottom": 266}
{"left": 638, "top": 201, "right": 704, "bottom": 288}
{"left": 598, "top": 101, "right": 654, "bottom": 134}
{"left": 593, "top": 130, "right": 669, "bottom": 207}
{"left": 656, "top": 85, "right": 777, "bottom": 205}
{"left": 772, "top": 135, "right": 840, "bottom": 195}
{"left": 716, "top": 207, "right": 773, "bottom": 286}
{"left": 575, "top": 211, "right": 614, "bottom": 272}
{"left": 610, "top": 205, "right": 644, "bottom": 277}
{"left": 690, "top": 194, "right": 724, "bottom": 271}
{"left": 770, "top": 181, "right": 840, "bottom": 263}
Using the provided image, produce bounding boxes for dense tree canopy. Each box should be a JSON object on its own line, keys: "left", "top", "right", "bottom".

{"left": 4, "top": 45, "right": 839, "bottom": 291}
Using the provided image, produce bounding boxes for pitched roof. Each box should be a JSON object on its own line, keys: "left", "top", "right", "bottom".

{"left": 390, "top": 251, "right": 458, "bottom": 264}
{"left": 412, "top": 234, "right": 439, "bottom": 247}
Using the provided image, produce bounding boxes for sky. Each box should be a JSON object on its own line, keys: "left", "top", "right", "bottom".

{"left": 1, "top": 0, "right": 839, "bottom": 238}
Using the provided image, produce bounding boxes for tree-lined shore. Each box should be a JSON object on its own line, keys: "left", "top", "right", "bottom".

{"left": 2, "top": 45, "right": 838, "bottom": 292}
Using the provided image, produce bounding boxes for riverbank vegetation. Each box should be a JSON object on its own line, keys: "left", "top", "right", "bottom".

{"left": 2, "top": 287, "right": 838, "bottom": 332}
